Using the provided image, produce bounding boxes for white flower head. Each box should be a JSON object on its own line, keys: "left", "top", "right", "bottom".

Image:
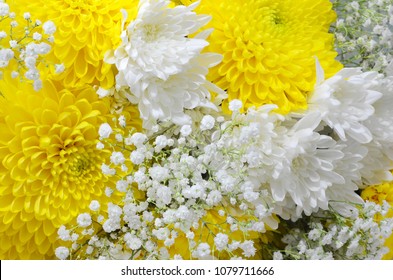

{"left": 130, "top": 132, "right": 147, "bottom": 147}
{"left": 153, "top": 227, "right": 170, "bottom": 240}
{"left": 107, "top": 0, "right": 223, "bottom": 129}
{"left": 0, "top": 2, "right": 10, "bottom": 17}
{"left": 33, "top": 32, "right": 42, "bottom": 41}
{"left": 35, "top": 42, "right": 51, "bottom": 55}
{"left": 101, "top": 163, "right": 116, "bottom": 176}
{"left": 130, "top": 149, "right": 145, "bottom": 165}
{"left": 270, "top": 113, "right": 345, "bottom": 220}
{"left": 200, "top": 115, "right": 215, "bottom": 131}
{"left": 55, "top": 246, "right": 70, "bottom": 260}
{"left": 192, "top": 243, "right": 211, "bottom": 259}
{"left": 180, "top": 124, "right": 192, "bottom": 137}
{"left": 96, "top": 142, "right": 104, "bottom": 150}
{"left": 214, "top": 233, "right": 229, "bottom": 251}
{"left": 229, "top": 99, "right": 243, "bottom": 112}
{"left": 149, "top": 166, "right": 170, "bottom": 182}
{"left": 359, "top": 77, "right": 393, "bottom": 184}
{"left": 0, "top": 31, "right": 7, "bottom": 39}
{"left": 11, "top": 71, "right": 18, "bottom": 78}
{"left": 110, "top": 151, "right": 125, "bottom": 165}
{"left": 89, "top": 200, "right": 100, "bottom": 211}
{"left": 57, "top": 225, "right": 71, "bottom": 241}
{"left": 120, "top": 0, "right": 211, "bottom": 79}
{"left": 124, "top": 233, "right": 143, "bottom": 250}
{"left": 55, "top": 63, "right": 65, "bottom": 74}
{"left": 116, "top": 180, "right": 129, "bottom": 192}
{"left": 239, "top": 241, "right": 256, "bottom": 258}
{"left": 77, "top": 213, "right": 92, "bottom": 228}
{"left": 42, "top": 20, "right": 56, "bottom": 35}
{"left": 24, "top": 68, "right": 39, "bottom": 81}
{"left": 98, "top": 123, "right": 112, "bottom": 139}
{"left": 309, "top": 62, "right": 383, "bottom": 144}
{"left": 9, "top": 40, "right": 18, "bottom": 49}
{"left": 0, "top": 48, "right": 14, "bottom": 67}
{"left": 23, "top": 12, "right": 31, "bottom": 20}
{"left": 326, "top": 140, "right": 366, "bottom": 215}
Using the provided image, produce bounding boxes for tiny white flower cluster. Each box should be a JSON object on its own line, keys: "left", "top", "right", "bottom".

{"left": 331, "top": 0, "right": 393, "bottom": 72}
{"left": 57, "top": 108, "right": 284, "bottom": 259}
{"left": 55, "top": 246, "right": 70, "bottom": 260}
{"left": 0, "top": 1, "right": 59, "bottom": 90}
{"left": 273, "top": 201, "right": 393, "bottom": 260}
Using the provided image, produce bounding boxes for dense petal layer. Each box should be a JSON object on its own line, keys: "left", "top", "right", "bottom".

{"left": 182, "top": 0, "right": 342, "bottom": 113}
{"left": 0, "top": 76, "right": 141, "bottom": 259}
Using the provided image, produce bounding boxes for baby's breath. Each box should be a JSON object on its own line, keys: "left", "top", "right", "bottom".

{"left": 0, "top": 2, "right": 57, "bottom": 89}
{"left": 331, "top": 0, "right": 393, "bottom": 72}
{"left": 273, "top": 201, "right": 393, "bottom": 260}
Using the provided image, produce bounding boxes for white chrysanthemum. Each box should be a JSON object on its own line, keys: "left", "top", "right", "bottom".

{"left": 308, "top": 64, "right": 393, "bottom": 185}
{"left": 359, "top": 141, "right": 393, "bottom": 185}
{"left": 364, "top": 78, "right": 393, "bottom": 143}
{"left": 107, "top": 0, "right": 224, "bottom": 129}
{"left": 120, "top": 0, "right": 211, "bottom": 79}
{"left": 308, "top": 62, "right": 383, "bottom": 144}
{"left": 326, "top": 140, "right": 366, "bottom": 215}
{"left": 358, "top": 76, "right": 393, "bottom": 184}
{"left": 270, "top": 113, "right": 345, "bottom": 220}
{"left": 119, "top": 57, "right": 220, "bottom": 128}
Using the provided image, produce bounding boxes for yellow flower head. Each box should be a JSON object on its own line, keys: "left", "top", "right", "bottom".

{"left": 11, "top": 0, "right": 139, "bottom": 89}
{"left": 362, "top": 182, "right": 393, "bottom": 260}
{"left": 0, "top": 76, "right": 140, "bottom": 259}
{"left": 188, "top": 0, "right": 342, "bottom": 113}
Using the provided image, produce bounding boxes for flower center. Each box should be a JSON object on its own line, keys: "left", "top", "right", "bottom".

{"left": 68, "top": 154, "right": 91, "bottom": 176}
{"left": 57, "top": 148, "right": 94, "bottom": 181}
{"left": 64, "top": 0, "right": 101, "bottom": 11}
{"left": 142, "top": 24, "right": 161, "bottom": 42}
{"left": 292, "top": 157, "right": 304, "bottom": 170}
{"left": 272, "top": 12, "right": 283, "bottom": 25}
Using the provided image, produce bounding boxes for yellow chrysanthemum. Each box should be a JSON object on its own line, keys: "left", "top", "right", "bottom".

{"left": 10, "top": 0, "right": 139, "bottom": 89}
{"left": 361, "top": 182, "right": 393, "bottom": 260}
{"left": 181, "top": 0, "right": 342, "bottom": 113}
{"left": 0, "top": 76, "right": 140, "bottom": 259}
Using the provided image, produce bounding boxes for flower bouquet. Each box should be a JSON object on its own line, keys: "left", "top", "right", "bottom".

{"left": 1, "top": 0, "right": 393, "bottom": 260}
